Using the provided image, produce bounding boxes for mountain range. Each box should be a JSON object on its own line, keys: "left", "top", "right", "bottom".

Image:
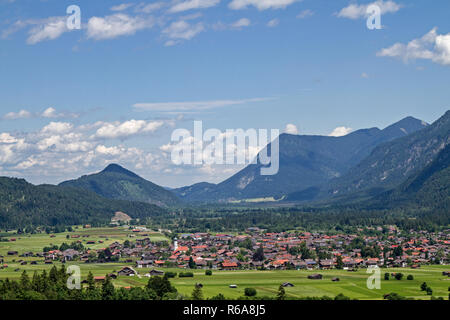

{"left": 317, "top": 111, "right": 449, "bottom": 201}
{"left": 174, "top": 116, "right": 430, "bottom": 203}
{"left": 0, "top": 111, "right": 448, "bottom": 229}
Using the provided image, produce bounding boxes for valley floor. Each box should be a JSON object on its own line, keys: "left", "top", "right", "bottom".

{"left": 1, "top": 227, "right": 449, "bottom": 300}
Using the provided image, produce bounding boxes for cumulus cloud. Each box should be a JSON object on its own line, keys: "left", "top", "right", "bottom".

{"left": 169, "top": 0, "right": 220, "bottom": 13}
{"left": 87, "top": 14, "right": 154, "bottom": 40}
{"left": 134, "top": 97, "right": 272, "bottom": 111}
{"left": 41, "top": 122, "right": 74, "bottom": 134}
{"left": 284, "top": 124, "right": 298, "bottom": 135}
{"left": 92, "top": 120, "right": 164, "bottom": 139}
{"left": 3, "top": 110, "right": 32, "bottom": 120}
{"left": 2, "top": 108, "right": 79, "bottom": 120}
{"left": 337, "top": 0, "right": 401, "bottom": 20}
{"left": 229, "top": 0, "right": 299, "bottom": 10}
{"left": 329, "top": 126, "right": 353, "bottom": 137}
{"left": 0, "top": 118, "right": 170, "bottom": 183}
{"left": 377, "top": 27, "right": 450, "bottom": 66}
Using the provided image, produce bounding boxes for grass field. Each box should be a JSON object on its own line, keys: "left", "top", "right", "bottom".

{"left": 1, "top": 228, "right": 449, "bottom": 300}
{"left": 0, "top": 226, "right": 168, "bottom": 254}
{"left": 114, "top": 266, "right": 450, "bottom": 300}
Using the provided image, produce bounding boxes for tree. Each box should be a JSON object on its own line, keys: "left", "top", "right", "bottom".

{"left": 276, "top": 285, "right": 286, "bottom": 300}
{"left": 192, "top": 285, "right": 204, "bottom": 300}
{"left": 336, "top": 255, "right": 344, "bottom": 270}
{"left": 252, "top": 246, "right": 265, "bottom": 262}
{"left": 394, "top": 273, "right": 403, "bottom": 280}
{"left": 20, "top": 271, "right": 31, "bottom": 291}
{"left": 146, "top": 276, "right": 177, "bottom": 299}
{"left": 420, "top": 282, "right": 428, "bottom": 291}
{"left": 244, "top": 288, "right": 257, "bottom": 297}
{"left": 426, "top": 287, "right": 433, "bottom": 295}
{"left": 407, "top": 275, "right": 414, "bottom": 280}
{"left": 205, "top": 270, "right": 212, "bottom": 276}
{"left": 334, "top": 293, "right": 350, "bottom": 300}
{"left": 384, "top": 273, "right": 390, "bottom": 280}
{"left": 101, "top": 275, "right": 115, "bottom": 300}
{"left": 210, "top": 293, "right": 225, "bottom": 300}
{"left": 188, "top": 257, "right": 197, "bottom": 269}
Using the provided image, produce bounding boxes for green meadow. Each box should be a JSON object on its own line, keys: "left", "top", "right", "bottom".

{"left": 115, "top": 266, "right": 450, "bottom": 300}
{"left": 1, "top": 228, "right": 449, "bottom": 300}
{"left": 0, "top": 226, "right": 168, "bottom": 254}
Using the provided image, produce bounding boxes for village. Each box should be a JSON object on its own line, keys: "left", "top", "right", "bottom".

{"left": 2, "top": 226, "right": 448, "bottom": 277}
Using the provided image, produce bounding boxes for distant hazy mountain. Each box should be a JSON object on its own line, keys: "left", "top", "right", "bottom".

{"left": 0, "top": 177, "right": 166, "bottom": 229}
{"left": 320, "top": 111, "right": 449, "bottom": 200}
{"left": 174, "top": 116, "right": 428, "bottom": 202}
{"left": 60, "top": 164, "right": 180, "bottom": 207}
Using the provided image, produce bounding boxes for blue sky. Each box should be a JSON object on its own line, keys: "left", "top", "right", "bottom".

{"left": 0, "top": 0, "right": 449, "bottom": 187}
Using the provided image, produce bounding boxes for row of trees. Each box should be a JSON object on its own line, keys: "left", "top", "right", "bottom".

{"left": 0, "top": 265, "right": 178, "bottom": 300}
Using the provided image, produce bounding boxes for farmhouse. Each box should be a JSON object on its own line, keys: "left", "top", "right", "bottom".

{"left": 149, "top": 269, "right": 165, "bottom": 276}
{"left": 118, "top": 266, "right": 138, "bottom": 276}
{"left": 221, "top": 261, "right": 238, "bottom": 270}
{"left": 136, "top": 260, "right": 153, "bottom": 268}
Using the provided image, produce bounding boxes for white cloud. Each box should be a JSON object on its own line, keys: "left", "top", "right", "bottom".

{"left": 0, "top": 133, "right": 18, "bottom": 144}
{"left": 110, "top": 3, "right": 135, "bottom": 11}
{"left": 2, "top": 108, "right": 79, "bottom": 120}
{"left": 267, "top": 19, "right": 279, "bottom": 27}
{"left": 329, "top": 126, "right": 353, "bottom": 137}
{"left": 87, "top": 14, "right": 154, "bottom": 40}
{"left": 0, "top": 118, "right": 171, "bottom": 183}
{"left": 284, "top": 124, "right": 298, "bottom": 135}
{"left": 3, "top": 109, "right": 32, "bottom": 120}
{"left": 41, "top": 107, "right": 79, "bottom": 119}
{"left": 41, "top": 122, "right": 74, "bottom": 134}
{"left": 92, "top": 120, "right": 164, "bottom": 139}
{"left": 229, "top": 0, "right": 299, "bottom": 10}
{"left": 377, "top": 27, "right": 450, "bottom": 66}
{"left": 135, "top": 2, "right": 166, "bottom": 13}
{"left": 231, "top": 18, "right": 251, "bottom": 28}
{"left": 361, "top": 72, "right": 369, "bottom": 78}
{"left": 296, "top": 9, "right": 314, "bottom": 19}
{"left": 169, "top": 0, "right": 220, "bottom": 13}
{"left": 337, "top": 0, "right": 401, "bottom": 20}
{"left": 162, "top": 20, "right": 205, "bottom": 44}
{"left": 95, "top": 145, "right": 122, "bottom": 156}
{"left": 134, "top": 97, "right": 272, "bottom": 111}
{"left": 27, "top": 16, "right": 69, "bottom": 45}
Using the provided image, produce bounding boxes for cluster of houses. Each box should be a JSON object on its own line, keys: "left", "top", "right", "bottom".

{"left": 2, "top": 227, "right": 448, "bottom": 273}
{"left": 85, "top": 227, "right": 449, "bottom": 271}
